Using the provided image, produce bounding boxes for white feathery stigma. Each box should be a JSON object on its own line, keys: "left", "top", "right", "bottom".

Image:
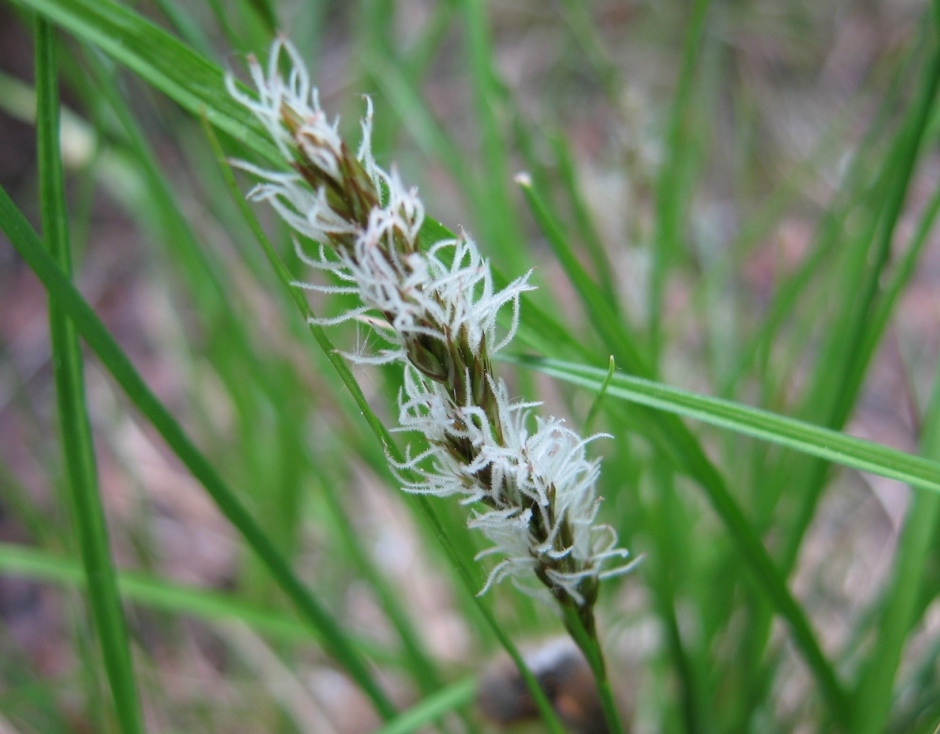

{"left": 228, "top": 37, "right": 638, "bottom": 608}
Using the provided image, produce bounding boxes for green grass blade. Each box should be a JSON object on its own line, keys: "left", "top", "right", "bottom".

{"left": 509, "top": 356, "right": 940, "bottom": 495}
{"left": 0, "top": 185, "right": 398, "bottom": 722}
{"left": 776, "top": 18, "right": 940, "bottom": 574}
{"left": 19, "top": 0, "right": 280, "bottom": 162}
{"left": 649, "top": 0, "right": 710, "bottom": 365}
{"left": 361, "top": 45, "right": 481, "bottom": 212}
{"left": 373, "top": 677, "right": 476, "bottom": 734}
{"left": 0, "top": 543, "right": 380, "bottom": 654}
{"left": 148, "top": 0, "right": 213, "bottom": 58}
{"left": 866, "top": 179, "right": 940, "bottom": 360}
{"left": 825, "top": 33, "right": 940, "bottom": 429}
{"left": 457, "top": 0, "right": 528, "bottom": 276}
{"left": 850, "top": 354, "right": 940, "bottom": 729}
{"left": 557, "top": 0, "right": 619, "bottom": 100}
{"left": 401, "top": 1, "right": 457, "bottom": 79}
{"left": 720, "top": 36, "right": 916, "bottom": 402}
{"left": 242, "top": 0, "right": 277, "bottom": 37}
{"left": 517, "top": 174, "right": 648, "bottom": 371}
{"left": 550, "top": 135, "right": 620, "bottom": 306}
{"left": 35, "top": 20, "right": 145, "bottom": 734}
{"left": 504, "top": 357, "right": 851, "bottom": 723}
{"left": 0, "top": 543, "right": 422, "bottom": 669}
{"left": 644, "top": 464, "right": 702, "bottom": 734}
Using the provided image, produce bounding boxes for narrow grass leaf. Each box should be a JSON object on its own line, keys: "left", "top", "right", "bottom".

{"left": 644, "top": 463, "right": 703, "bottom": 734}
{"left": 372, "top": 678, "right": 477, "bottom": 734}
{"left": 516, "top": 174, "right": 648, "bottom": 372}
{"left": 0, "top": 186, "right": 398, "bottom": 722}
{"left": 550, "top": 135, "right": 620, "bottom": 305}
{"left": 721, "top": 36, "right": 916, "bottom": 401}
{"left": 825, "top": 31, "right": 940, "bottom": 428}
{"left": 557, "top": 0, "right": 619, "bottom": 100}
{"left": 457, "top": 0, "right": 528, "bottom": 276}
{"left": 865, "top": 179, "right": 940, "bottom": 360}
{"left": 0, "top": 542, "right": 375, "bottom": 653}
{"left": 850, "top": 349, "right": 940, "bottom": 733}
{"left": 649, "top": 0, "right": 710, "bottom": 364}
{"left": 19, "top": 0, "right": 280, "bottom": 163}
{"left": 505, "top": 359, "right": 851, "bottom": 723}
{"left": 776, "top": 21, "right": 940, "bottom": 577}
{"left": 35, "top": 21, "right": 145, "bottom": 734}
{"left": 510, "top": 356, "right": 940, "bottom": 495}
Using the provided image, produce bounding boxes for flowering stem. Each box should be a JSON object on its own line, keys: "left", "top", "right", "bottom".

{"left": 561, "top": 603, "right": 625, "bottom": 734}
{"left": 229, "top": 36, "right": 639, "bottom": 729}
{"left": 207, "top": 114, "right": 570, "bottom": 734}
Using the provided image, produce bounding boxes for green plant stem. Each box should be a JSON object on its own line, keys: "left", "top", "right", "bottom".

{"left": 35, "top": 19, "right": 145, "bottom": 734}
{"left": 507, "top": 356, "right": 940, "bottom": 496}
{"left": 851, "top": 343, "right": 940, "bottom": 731}
{"left": 561, "top": 603, "right": 624, "bottom": 734}
{"left": 0, "top": 185, "right": 397, "bottom": 722}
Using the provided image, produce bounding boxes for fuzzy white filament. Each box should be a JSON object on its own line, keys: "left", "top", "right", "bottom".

{"left": 228, "top": 37, "right": 638, "bottom": 607}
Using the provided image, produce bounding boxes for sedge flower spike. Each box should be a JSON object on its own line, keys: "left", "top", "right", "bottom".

{"left": 228, "top": 38, "right": 639, "bottom": 612}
